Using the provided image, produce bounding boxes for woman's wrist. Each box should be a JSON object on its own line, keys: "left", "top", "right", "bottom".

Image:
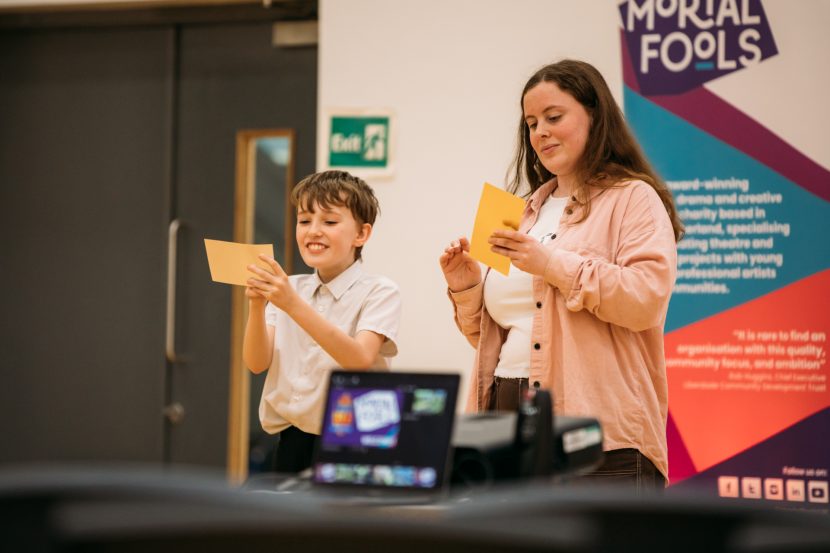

{"left": 449, "top": 280, "right": 481, "bottom": 295}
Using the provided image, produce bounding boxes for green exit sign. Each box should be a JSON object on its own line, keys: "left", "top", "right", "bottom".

{"left": 328, "top": 116, "right": 390, "bottom": 168}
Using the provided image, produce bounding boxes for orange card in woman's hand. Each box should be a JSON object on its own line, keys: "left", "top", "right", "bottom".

{"left": 469, "top": 183, "right": 525, "bottom": 275}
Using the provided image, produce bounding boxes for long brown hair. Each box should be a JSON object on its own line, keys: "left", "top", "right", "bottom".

{"left": 508, "top": 59, "right": 684, "bottom": 241}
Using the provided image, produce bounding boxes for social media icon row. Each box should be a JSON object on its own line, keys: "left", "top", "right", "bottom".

{"left": 718, "top": 476, "right": 828, "bottom": 503}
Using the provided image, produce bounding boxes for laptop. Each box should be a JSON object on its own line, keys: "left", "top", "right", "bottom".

{"left": 309, "top": 369, "right": 460, "bottom": 505}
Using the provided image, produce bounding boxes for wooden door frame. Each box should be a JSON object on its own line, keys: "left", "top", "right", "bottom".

{"left": 227, "top": 128, "right": 296, "bottom": 484}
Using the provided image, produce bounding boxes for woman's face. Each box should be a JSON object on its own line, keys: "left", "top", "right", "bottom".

{"left": 522, "top": 81, "right": 591, "bottom": 180}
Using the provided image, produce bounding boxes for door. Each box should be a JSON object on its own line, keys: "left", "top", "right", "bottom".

{"left": 0, "top": 18, "right": 317, "bottom": 468}
{"left": 0, "top": 26, "right": 171, "bottom": 463}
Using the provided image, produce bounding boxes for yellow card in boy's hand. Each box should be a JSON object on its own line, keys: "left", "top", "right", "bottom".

{"left": 204, "top": 239, "right": 275, "bottom": 286}
{"left": 469, "top": 183, "right": 526, "bottom": 275}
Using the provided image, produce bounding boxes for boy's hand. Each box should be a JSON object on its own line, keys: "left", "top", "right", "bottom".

{"left": 245, "top": 285, "right": 268, "bottom": 308}
{"left": 440, "top": 236, "right": 482, "bottom": 292}
{"left": 247, "top": 255, "right": 298, "bottom": 312}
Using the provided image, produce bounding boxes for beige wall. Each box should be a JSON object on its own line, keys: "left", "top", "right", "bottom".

{"left": 317, "top": 0, "right": 623, "bottom": 394}
{"left": 317, "top": 0, "right": 829, "bottom": 399}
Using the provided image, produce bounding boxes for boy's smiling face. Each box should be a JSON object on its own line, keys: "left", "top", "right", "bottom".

{"left": 296, "top": 200, "right": 371, "bottom": 283}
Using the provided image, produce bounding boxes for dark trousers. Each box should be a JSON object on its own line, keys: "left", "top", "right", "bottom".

{"left": 489, "top": 376, "right": 529, "bottom": 412}
{"left": 575, "top": 448, "right": 666, "bottom": 493}
{"left": 490, "top": 376, "right": 665, "bottom": 493}
{"left": 274, "top": 425, "right": 318, "bottom": 474}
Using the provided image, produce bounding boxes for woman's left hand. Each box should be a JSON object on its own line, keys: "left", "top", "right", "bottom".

{"left": 489, "top": 229, "right": 551, "bottom": 276}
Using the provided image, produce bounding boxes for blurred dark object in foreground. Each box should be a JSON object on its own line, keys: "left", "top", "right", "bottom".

{"left": 1, "top": 464, "right": 828, "bottom": 553}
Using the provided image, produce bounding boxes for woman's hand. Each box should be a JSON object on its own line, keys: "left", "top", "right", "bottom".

{"left": 246, "top": 255, "right": 299, "bottom": 312}
{"left": 489, "top": 229, "right": 551, "bottom": 276}
{"left": 439, "top": 237, "right": 482, "bottom": 293}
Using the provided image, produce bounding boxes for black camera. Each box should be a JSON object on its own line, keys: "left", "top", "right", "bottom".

{"left": 449, "top": 388, "right": 603, "bottom": 488}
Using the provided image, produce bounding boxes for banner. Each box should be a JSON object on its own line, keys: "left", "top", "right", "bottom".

{"left": 620, "top": 0, "right": 829, "bottom": 509}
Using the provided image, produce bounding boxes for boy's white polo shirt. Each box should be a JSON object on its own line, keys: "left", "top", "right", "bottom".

{"left": 259, "top": 260, "right": 401, "bottom": 435}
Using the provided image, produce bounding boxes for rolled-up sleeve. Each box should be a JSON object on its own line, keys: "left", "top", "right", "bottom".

{"left": 447, "top": 281, "right": 485, "bottom": 348}
{"left": 543, "top": 183, "right": 677, "bottom": 331}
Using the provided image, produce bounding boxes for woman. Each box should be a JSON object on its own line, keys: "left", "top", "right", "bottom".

{"left": 440, "top": 59, "right": 683, "bottom": 490}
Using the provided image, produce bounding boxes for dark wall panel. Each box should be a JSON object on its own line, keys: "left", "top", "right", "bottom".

{"left": 0, "top": 17, "right": 317, "bottom": 469}
{"left": 0, "top": 27, "right": 171, "bottom": 463}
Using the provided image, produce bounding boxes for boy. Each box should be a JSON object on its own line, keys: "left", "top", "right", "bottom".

{"left": 243, "top": 170, "right": 401, "bottom": 474}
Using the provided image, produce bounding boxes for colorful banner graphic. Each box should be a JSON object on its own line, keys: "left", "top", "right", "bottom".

{"left": 620, "top": 0, "right": 829, "bottom": 510}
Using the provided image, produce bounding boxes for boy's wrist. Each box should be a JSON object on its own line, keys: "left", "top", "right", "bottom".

{"left": 279, "top": 292, "right": 301, "bottom": 316}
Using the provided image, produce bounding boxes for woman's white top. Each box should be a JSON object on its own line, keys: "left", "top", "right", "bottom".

{"left": 483, "top": 195, "right": 568, "bottom": 379}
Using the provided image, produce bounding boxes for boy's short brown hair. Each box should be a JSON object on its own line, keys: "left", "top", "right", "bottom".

{"left": 290, "top": 170, "right": 380, "bottom": 260}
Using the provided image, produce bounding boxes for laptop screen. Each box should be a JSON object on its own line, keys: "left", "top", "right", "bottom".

{"left": 311, "top": 370, "right": 460, "bottom": 492}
